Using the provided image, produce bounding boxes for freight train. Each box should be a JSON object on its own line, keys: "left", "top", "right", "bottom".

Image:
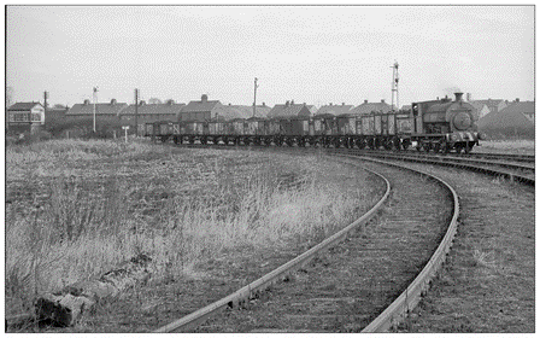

{"left": 146, "top": 92, "right": 484, "bottom": 153}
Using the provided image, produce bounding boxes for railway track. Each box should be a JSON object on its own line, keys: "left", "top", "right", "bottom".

{"left": 335, "top": 149, "right": 534, "bottom": 186}
{"left": 154, "top": 153, "right": 459, "bottom": 333}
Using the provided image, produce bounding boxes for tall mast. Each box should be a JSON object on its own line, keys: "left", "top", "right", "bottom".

{"left": 391, "top": 61, "right": 399, "bottom": 111}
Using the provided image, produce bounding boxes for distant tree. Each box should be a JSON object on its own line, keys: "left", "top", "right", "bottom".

{"left": 148, "top": 98, "right": 162, "bottom": 104}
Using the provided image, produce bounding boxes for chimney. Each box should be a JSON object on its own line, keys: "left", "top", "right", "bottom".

{"left": 167, "top": 99, "right": 175, "bottom": 105}
{"left": 262, "top": 102, "right": 266, "bottom": 107}
{"left": 342, "top": 102, "right": 345, "bottom": 106}
{"left": 291, "top": 99, "right": 295, "bottom": 105}
{"left": 381, "top": 99, "right": 385, "bottom": 103}
{"left": 516, "top": 98, "right": 520, "bottom": 102}
{"left": 454, "top": 92, "right": 463, "bottom": 102}
{"left": 84, "top": 99, "right": 90, "bottom": 105}
{"left": 201, "top": 94, "right": 208, "bottom": 103}
{"left": 139, "top": 100, "right": 146, "bottom": 106}
{"left": 286, "top": 100, "right": 290, "bottom": 106}
{"left": 466, "top": 93, "right": 471, "bottom": 101}
{"left": 330, "top": 102, "right": 333, "bottom": 106}
{"left": 110, "top": 99, "right": 117, "bottom": 105}
{"left": 364, "top": 99, "right": 368, "bottom": 104}
{"left": 228, "top": 103, "right": 231, "bottom": 106}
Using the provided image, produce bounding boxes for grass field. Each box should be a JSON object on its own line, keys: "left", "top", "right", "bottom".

{"left": 476, "top": 139, "right": 535, "bottom": 154}
{"left": 6, "top": 139, "right": 377, "bottom": 326}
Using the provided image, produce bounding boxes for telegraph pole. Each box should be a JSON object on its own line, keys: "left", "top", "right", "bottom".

{"left": 391, "top": 61, "right": 399, "bottom": 111}
{"left": 93, "top": 87, "right": 98, "bottom": 133}
{"left": 43, "top": 91, "right": 48, "bottom": 122}
{"left": 134, "top": 88, "right": 139, "bottom": 136}
{"left": 253, "top": 77, "right": 259, "bottom": 118}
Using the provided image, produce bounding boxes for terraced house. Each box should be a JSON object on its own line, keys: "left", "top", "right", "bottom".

{"left": 65, "top": 98, "right": 127, "bottom": 135}
{"left": 119, "top": 99, "right": 185, "bottom": 135}
{"left": 6, "top": 101, "right": 45, "bottom": 134}
{"left": 266, "top": 100, "right": 317, "bottom": 118}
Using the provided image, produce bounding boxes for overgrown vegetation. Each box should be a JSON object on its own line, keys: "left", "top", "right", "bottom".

{"left": 6, "top": 139, "right": 375, "bottom": 322}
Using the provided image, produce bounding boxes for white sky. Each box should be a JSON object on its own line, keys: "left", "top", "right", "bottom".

{"left": 6, "top": 5, "right": 535, "bottom": 108}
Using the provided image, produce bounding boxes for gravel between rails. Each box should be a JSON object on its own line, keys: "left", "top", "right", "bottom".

{"left": 386, "top": 162, "right": 535, "bottom": 333}
{"left": 190, "top": 158, "right": 454, "bottom": 333}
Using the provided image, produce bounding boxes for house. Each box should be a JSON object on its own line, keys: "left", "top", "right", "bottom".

{"left": 468, "top": 102, "right": 491, "bottom": 121}
{"left": 223, "top": 103, "right": 272, "bottom": 118}
{"left": 478, "top": 101, "right": 535, "bottom": 139}
{"left": 65, "top": 99, "right": 127, "bottom": 134}
{"left": 6, "top": 102, "right": 45, "bottom": 134}
{"left": 315, "top": 103, "right": 354, "bottom": 116}
{"left": 119, "top": 99, "right": 185, "bottom": 134}
{"left": 180, "top": 94, "right": 225, "bottom": 121}
{"left": 350, "top": 99, "right": 394, "bottom": 116}
{"left": 267, "top": 100, "right": 316, "bottom": 118}
{"left": 470, "top": 99, "right": 507, "bottom": 115}
{"left": 66, "top": 98, "right": 128, "bottom": 117}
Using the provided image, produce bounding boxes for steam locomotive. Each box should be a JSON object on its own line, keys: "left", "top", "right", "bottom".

{"left": 147, "top": 92, "right": 484, "bottom": 153}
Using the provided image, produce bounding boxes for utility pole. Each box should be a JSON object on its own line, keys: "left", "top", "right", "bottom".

{"left": 43, "top": 91, "right": 48, "bottom": 123}
{"left": 93, "top": 87, "right": 98, "bottom": 133}
{"left": 135, "top": 88, "right": 139, "bottom": 136}
{"left": 253, "top": 77, "right": 259, "bottom": 118}
{"left": 391, "top": 61, "right": 399, "bottom": 111}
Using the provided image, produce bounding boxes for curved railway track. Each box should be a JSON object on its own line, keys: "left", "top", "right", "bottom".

{"left": 154, "top": 151, "right": 460, "bottom": 333}
{"left": 333, "top": 149, "right": 534, "bottom": 186}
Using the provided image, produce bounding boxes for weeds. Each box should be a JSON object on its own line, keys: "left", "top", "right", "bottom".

{"left": 6, "top": 139, "right": 374, "bottom": 322}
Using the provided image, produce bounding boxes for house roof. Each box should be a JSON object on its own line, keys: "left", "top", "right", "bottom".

{"left": 315, "top": 104, "right": 354, "bottom": 116}
{"left": 120, "top": 102, "right": 185, "bottom": 115}
{"left": 226, "top": 104, "right": 272, "bottom": 118}
{"left": 181, "top": 95, "right": 220, "bottom": 113}
{"left": 472, "top": 99, "right": 506, "bottom": 106}
{"left": 267, "top": 102, "right": 314, "bottom": 118}
{"left": 350, "top": 101, "right": 393, "bottom": 115}
{"left": 7, "top": 102, "right": 43, "bottom": 111}
{"left": 478, "top": 101, "right": 535, "bottom": 134}
{"left": 67, "top": 99, "right": 127, "bottom": 115}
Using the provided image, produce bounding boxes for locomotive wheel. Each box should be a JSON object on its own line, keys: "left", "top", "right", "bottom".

{"left": 393, "top": 138, "right": 401, "bottom": 151}
{"left": 201, "top": 138, "right": 207, "bottom": 145}
{"left": 424, "top": 142, "right": 432, "bottom": 152}
{"left": 433, "top": 142, "right": 441, "bottom": 153}
{"left": 464, "top": 142, "right": 472, "bottom": 154}
{"left": 402, "top": 140, "right": 409, "bottom": 151}
{"left": 455, "top": 144, "right": 463, "bottom": 154}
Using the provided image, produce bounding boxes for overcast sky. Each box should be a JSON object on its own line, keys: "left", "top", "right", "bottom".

{"left": 6, "top": 5, "right": 534, "bottom": 108}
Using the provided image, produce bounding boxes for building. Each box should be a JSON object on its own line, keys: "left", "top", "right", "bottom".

{"left": 266, "top": 100, "right": 316, "bottom": 118}
{"left": 470, "top": 99, "right": 508, "bottom": 115}
{"left": 180, "top": 94, "right": 224, "bottom": 121}
{"left": 315, "top": 103, "right": 354, "bottom": 116}
{"left": 119, "top": 99, "right": 185, "bottom": 134}
{"left": 6, "top": 102, "right": 45, "bottom": 134}
{"left": 65, "top": 99, "right": 128, "bottom": 135}
{"left": 468, "top": 101, "right": 491, "bottom": 121}
{"left": 478, "top": 101, "right": 535, "bottom": 139}
{"left": 67, "top": 98, "right": 128, "bottom": 117}
{"left": 224, "top": 103, "right": 272, "bottom": 118}
{"left": 350, "top": 99, "right": 394, "bottom": 115}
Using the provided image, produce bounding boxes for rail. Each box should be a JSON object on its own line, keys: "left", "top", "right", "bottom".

{"left": 154, "top": 166, "right": 391, "bottom": 333}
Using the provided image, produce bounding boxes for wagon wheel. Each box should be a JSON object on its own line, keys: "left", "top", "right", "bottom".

{"left": 231, "top": 138, "right": 237, "bottom": 146}
{"left": 402, "top": 140, "right": 410, "bottom": 151}
{"left": 357, "top": 139, "right": 365, "bottom": 149}
{"left": 440, "top": 142, "right": 449, "bottom": 153}
{"left": 424, "top": 142, "right": 432, "bottom": 152}
{"left": 393, "top": 137, "right": 401, "bottom": 151}
{"left": 433, "top": 142, "right": 441, "bottom": 153}
{"left": 200, "top": 138, "right": 207, "bottom": 145}
{"left": 188, "top": 138, "right": 194, "bottom": 145}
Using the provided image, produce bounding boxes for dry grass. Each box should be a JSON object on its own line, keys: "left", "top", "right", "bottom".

{"left": 6, "top": 139, "right": 375, "bottom": 322}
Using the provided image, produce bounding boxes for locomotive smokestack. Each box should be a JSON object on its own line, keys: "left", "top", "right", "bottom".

{"left": 454, "top": 92, "right": 464, "bottom": 102}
